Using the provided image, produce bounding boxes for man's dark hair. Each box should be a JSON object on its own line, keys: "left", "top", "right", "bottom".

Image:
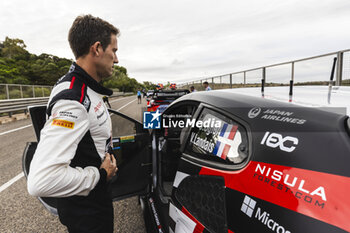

{"left": 68, "top": 15, "right": 120, "bottom": 59}
{"left": 203, "top": 81, "right": 209, "bottom": 85}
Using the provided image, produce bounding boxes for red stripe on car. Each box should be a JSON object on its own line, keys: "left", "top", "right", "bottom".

{"left": 199, "top": 161, "right": 350, "bottom": 232}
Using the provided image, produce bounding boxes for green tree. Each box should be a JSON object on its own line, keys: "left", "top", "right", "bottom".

{"left": 1, "top": 37, "right": 29, "bottom": 59}
{"left": 0, "top": 37, "right": 144, "bottom": 89}
{"left": 0, "top": 41, "right": 4, "bottom": 56}
{"left": 142, "top": 81, "right": 157, "bottom": 90}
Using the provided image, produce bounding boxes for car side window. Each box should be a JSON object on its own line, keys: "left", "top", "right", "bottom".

{"left": 184, "top": 108, "right": 249, "bottom": 165}
{"left": 110, "top": 113, "right": 137, "bottom": 137}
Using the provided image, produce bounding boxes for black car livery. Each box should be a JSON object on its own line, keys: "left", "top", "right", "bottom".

{"left": 24, "top": 89, "right": 350, "bottom": 233}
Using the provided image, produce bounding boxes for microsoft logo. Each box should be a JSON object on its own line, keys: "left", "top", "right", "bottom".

{"left": 240, "top": 195, "right": 292, "bottom": 233}
{"left": 241, "top": 195, "right": 256, "bottom": 218}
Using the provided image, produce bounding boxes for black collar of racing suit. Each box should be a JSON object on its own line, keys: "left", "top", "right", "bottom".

{"left": 69, "top": 62, "right": 113, "bottom": 96}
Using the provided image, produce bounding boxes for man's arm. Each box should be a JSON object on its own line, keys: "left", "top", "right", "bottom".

{"left": 27, "top": 100, "right": 109, "bottom": 197}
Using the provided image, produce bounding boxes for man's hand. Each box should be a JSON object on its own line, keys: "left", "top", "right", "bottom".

{"left": 100, "top": 153, "right": 118, "bottom": 181}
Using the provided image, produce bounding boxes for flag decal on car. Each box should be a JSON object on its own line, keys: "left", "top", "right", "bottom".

{"left": 219, "top": 123, "right": 238, "bottom": 140}
{"left": 213, "top": 141, "right": 231, "bottom": 159}
{"left": 213, "top": 123, "right": 239, "bottom": 160}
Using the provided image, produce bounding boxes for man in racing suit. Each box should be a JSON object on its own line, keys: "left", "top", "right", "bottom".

{"left": 27, "top": 15, "right": 119, "bottom": 233}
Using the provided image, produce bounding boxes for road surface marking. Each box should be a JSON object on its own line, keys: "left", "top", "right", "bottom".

{"left": 0, "top": 124, "right": 32, "bottom": 136}
{"left": 109, "top": 98, "right": 138, "bottom": 117}
{"left": 0, "top": 172, "right": 24, "bottom": 194}
{"left": 110, "top": 96, "right": 134, "bottom": 104}
{"left": 117, "top": 99, "right": 137, "bottom": 111}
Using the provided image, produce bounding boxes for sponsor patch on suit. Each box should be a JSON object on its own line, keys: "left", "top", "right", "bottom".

{"left": 52, "top": 119, "right": 75, "bottom": 129}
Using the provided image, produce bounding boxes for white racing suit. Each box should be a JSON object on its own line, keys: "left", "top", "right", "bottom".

{"left": 27, "top": 63, "right": 114, "bottom": 233}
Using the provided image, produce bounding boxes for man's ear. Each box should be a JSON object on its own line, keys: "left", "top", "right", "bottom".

{"left": 91, "top": 41, "right": 101, "bottom": 57}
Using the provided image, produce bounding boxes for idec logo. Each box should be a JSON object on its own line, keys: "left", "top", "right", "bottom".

{"left": 52, "top": 119, "right": 75, "bottom": 129}
{"left": 261, "top": 131, "right": 298, "bottom": 153}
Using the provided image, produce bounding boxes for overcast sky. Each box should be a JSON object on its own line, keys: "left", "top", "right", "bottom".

{"left": 1, "top": 0, "right": 350, "bottom": 83}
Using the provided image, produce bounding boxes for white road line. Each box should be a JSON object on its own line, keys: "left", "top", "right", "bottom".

{"left": 0, "top": 172, "right": 24, "bottom": 194}
{"left": 0, "top": 124, "right": 30, "bottom": 192}
{"left": 110, "top": 96, "right": 134, "bottom": 104}
{"left": 0, "top": 124, "right": 32, "bottom": 136}
{"left": 117, "top": 98, "right": 137, "bottom": 111}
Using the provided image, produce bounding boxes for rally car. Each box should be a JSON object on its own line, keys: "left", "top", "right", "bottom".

{"left": 156, "top": 83, "right": 164, "bottom": 90}
{"left": 169, "top": 83, "right": 177, "bottom": 90}
{"left": 147, "top": 89, "right": 189, "bottom": 113}
{"left": 23, "top": 88, "right": 350, "bottom": 233}
{"left": 146, "top": 90, "right": 155, "bottom": 101}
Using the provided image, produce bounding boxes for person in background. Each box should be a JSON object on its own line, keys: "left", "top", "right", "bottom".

{"left": 137, "top": 90, "right": 142, "bottom": 104}
{"left": 203, "top": 81, "right": 212, "bottom": 91}
{"left": 190, "top": 86, "right": 197, "bottom": 92}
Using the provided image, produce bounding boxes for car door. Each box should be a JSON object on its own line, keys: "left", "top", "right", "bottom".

{"left": 167, "top": 103, "right": 251, "bottom": 233}
{"left": 107, "top": 109, "right": 152, "bottom": 200}
{"left": 22, "top": 106, "right": 152, "bottom": 214}
{"left": 22, "top": 105, "right": 58, "bottom": 214}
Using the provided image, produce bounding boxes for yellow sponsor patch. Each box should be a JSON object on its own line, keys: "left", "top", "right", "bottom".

{"left": 120, "top": 135, "right": 135, "bottom": 143}
{"left": 52, "top": 119, "right": 75, "bottom": 129}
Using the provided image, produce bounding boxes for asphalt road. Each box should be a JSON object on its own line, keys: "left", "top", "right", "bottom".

{"left": 0, "top": 95, "right": 148, "bottom": 233}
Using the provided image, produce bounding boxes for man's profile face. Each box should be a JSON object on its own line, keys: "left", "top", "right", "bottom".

{"left": 96, "top": 34, "right": 118, "bottom": 80}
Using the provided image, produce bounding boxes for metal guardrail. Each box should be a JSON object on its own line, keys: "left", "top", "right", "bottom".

{"left": 0, "top": 84, "right": 53, "bottom": 100}
{"left": 0, "top": 92, "right": 134, "bottom": 117}
{"left": 0, "top": 84, "right": 130, "bottom": 100}
{"left": 0, "top": 97, "right": 49, "bottom": 116}
{"left": 178, "top": 49, "right": 350, "bottom": 91}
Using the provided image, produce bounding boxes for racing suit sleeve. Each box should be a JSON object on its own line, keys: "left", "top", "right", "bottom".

{"left": 27, "top": 99, "right": 103, "bottom": 197}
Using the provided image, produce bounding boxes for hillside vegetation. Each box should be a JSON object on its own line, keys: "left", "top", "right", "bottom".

{"left": 0, "top": 37, "right": 156, "bottom": 92}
